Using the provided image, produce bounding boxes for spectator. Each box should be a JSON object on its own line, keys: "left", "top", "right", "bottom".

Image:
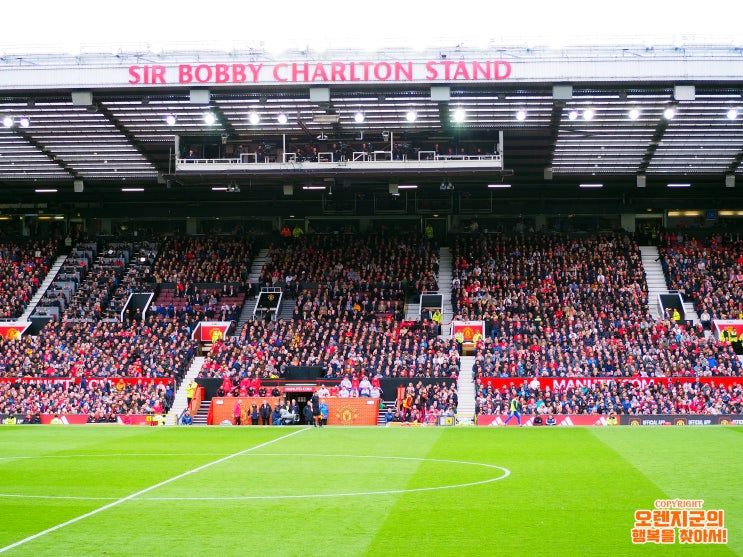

{"left": 181, "top": 409, "right": 193, "bottom": 425}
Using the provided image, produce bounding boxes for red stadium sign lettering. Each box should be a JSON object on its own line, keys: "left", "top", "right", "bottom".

{"left": 125, "top": 60, "right": 513, "bottom": 85}
{"left": 128, "top": 64, "right": 167, "bottom": 84}
{"left": 177, "top": 63, "right": 262, "bottom": 84}
{"left": 424, "top": 60, "right": 511, "bottom": 80}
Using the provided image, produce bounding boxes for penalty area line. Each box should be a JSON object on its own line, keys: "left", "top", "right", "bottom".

{"left": 0, "top": 428, "right": 307, "bottom": 554}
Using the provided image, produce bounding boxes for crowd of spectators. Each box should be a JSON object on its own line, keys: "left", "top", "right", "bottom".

{"left": 658, "top": 231, "right": 743, "bottom": 322}
{"left": 197, "top": 316, "right": 459, "bottom": 381}
{"left": 34, "top": 241, "right": 134, "bottom": 322}
{"left": 451, "top": 231, "right": 646, "bottom": 323}
{"left": 0, "top": 239, "right": 59, "bottom": 318}
{"left": 292, "top": 286, "right": 405, "bottom": 322}
{"left": 150, "top": 235, "right": 254, "bottom": 286}
{"left": 470, "top": 317, "right": 740, "bottom": 380}
{"left": 388, "top": 380, "right": 459, "bottom": 424}
{"left": 259, "top": 231, "right": 439, "bottom": 301}
{"left": 150, "top": 291, "right": 241, "bottom": 323}
{"left": 105, "top": 241, "right": 159, "bottom": 319}
{"left": 475, "top": 377, "right": 743, "bottom": 416}
{"left": 451, "top": 231, "right": 741, "bottom": 380}
{"left": 4, "top": 225, "right": 743, "bottom": 422}
{"left": 0, "top": 379, "right": 173, "bottom": 420}
{"left": 0, "top": 315, "right": 197, "bottom": 380}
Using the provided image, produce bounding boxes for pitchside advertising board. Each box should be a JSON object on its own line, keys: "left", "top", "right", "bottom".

{"left": 1, "top": 414, "right": 165, "bottom": 425}
{"left": 478, "top": 375, "right": 743, "bottom": 391}
{"left": 475, "top": 414, "right": 743, "bottom": 426}
{"left": 620, "top": 416, "right": 743, "bottom": 426}
{"left": 0, "top": 377, "right": 173, "bottom": 388}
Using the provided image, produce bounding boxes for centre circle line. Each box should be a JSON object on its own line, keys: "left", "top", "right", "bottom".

{"left": 0, "top": 453, "right": 510, "bottom": 502}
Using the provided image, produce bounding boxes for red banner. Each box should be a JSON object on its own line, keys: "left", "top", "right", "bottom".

{"left": 477, "top": 414, "right": 610, "bottom": 426}
{"left": 117, "top": 414, "right": 163, "bottom": 426}
{"left": 0, "top": 323, "right": 30, "bottom": 340}
{"left": 712, "top": 320, "right": 743, "bottom": 341}
{"left": 451, "top": 320, "right": 484, "bottom": 343}
{"left": 478, "top": 376, "right": 743, "bottom": 392}
{"left": 0, "top": 377, "right": 174, "bottom": 388}
{"left": 40, "top": 414, "right": 89, "bottom": 425}
{"left": 193, "top": 321, "right": 231, "bottom": 343}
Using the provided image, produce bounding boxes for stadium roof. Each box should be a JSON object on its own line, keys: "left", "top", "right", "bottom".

{"left": 1, "top": 42, "right": 743, "bottom": 216}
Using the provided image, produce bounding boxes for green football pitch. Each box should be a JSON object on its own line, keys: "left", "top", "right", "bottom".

{"left": 0, "top": 425, "right": 741, "bottom": 556}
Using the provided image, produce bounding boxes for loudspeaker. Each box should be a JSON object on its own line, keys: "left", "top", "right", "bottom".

{"left": 674, "top": 85, "right": 695, "bottom": 101}
{"left": 71, "top": 91, "right": 93, "bottom": 106}
{"left": 309, "top": 87, "right": 330, "bottom": 102}
{"left": 544, "top": 168, "right": 553, "bottom": 180}
{"left": 189, "top": 89, "right": 210, "bottom": 104}
{"left": 553, "top": 84, "right": 573, "bottom": 100}
{"left": 283, "top": 185, "right": 293, "bottom": 196}
{"left": 430, "top": 85, "right": 451, "bottom": 101}
{"left": 389, "top": 183, "right": 398, "bottom": 195}
{"left": 73, "top": 179, "right": 84, "bottom": 193}
{"left": 726, "top": 175, "right": 735, "bottom": 188}
{"left": 637, "top": 175, "right": 646, "bottom": 188}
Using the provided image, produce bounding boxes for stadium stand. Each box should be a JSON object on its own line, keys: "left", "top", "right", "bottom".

{"left": 449, "top": 232, "right": 738, "bottom": 379}
{"left": 3, "top": 226, "right": 743, "bottom": 423}
{"left": 0, "top": 239, "right": 59, "bottom": 319}
{"left": 658, "top": 231, "right": 743, "bottom": 321}
{"left": 475, "top": 377, "right": 743, "bottom": 417}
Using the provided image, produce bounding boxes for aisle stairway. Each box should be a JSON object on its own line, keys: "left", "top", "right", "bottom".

{"left": 278, "top": 297, "right": 297, "bottom": 321}
{"left": 404, "top": 300, "right": 420, "bottom": 320}
{"left": 20, "top": 254, "right": 67, "bottom": 321}
{"left": 167, "top": 356, "right": 204, "bottom": 425}
{"left": 456, "top": 355, "right": 476, "bottom": 425}
{"left": 437, "top": 247, "right": 453, "bottom": 336}
{"left": 193, "top": 400, "right": 211, "bottom": 425}
{"left": 237, "top": 248, "right": 269, "bottom": 329}
{"left": 640, "top": 245, "right": 700, "bottom": 325}
{"left": 639, "top": 246, "right": 667, "bottom": 319}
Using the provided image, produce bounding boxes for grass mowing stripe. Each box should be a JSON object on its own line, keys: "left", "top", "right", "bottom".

{"left": 367, "top": 428, "right": 673, "bottom": 556}
{"left": 591, "top": 427, "right": 742, "bottom": 556}
{"left": 0, "top": 428, "right": 307, "bottom": 555}
{"left": 2, "top": 427, "right": 740, "bottom": 556}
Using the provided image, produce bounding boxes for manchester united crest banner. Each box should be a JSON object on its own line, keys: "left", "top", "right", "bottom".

{"left": 0, "top": 323, "right": 31, "bottom": 340}
{"left": 451, "top": 320, "right": 484, "bottom": 344}
{"left": 192, "top": 321, "right": 232, "bottom": 343}
{"left": 712, "top": 319, "right": 743, "bottom": 342}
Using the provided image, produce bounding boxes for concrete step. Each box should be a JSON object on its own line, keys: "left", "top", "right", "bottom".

{"left": 193, "top": 400, "right": 211, "bottom": 425}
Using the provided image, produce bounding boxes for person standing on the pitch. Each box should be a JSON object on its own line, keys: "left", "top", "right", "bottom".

{"left": 304, "top": 400, "right": 315, "bottom": 427}
{"left": 503, "top": 396, "right": 522, "bottom": 426}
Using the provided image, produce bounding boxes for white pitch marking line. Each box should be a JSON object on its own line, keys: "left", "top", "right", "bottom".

{"left": 0, "top": 454, "right": 510, "bottom": 502}
{"left": 0, "top": 428, "right": 307, "bottom": 554}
